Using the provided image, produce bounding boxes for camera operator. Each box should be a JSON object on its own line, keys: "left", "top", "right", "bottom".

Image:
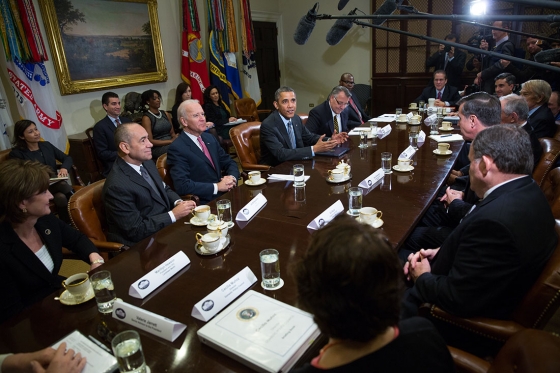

{"left": 466, "top": 37, "right": 489, "bottom": 73}
{"left": 500, "top": 37, "right": 547, "bottom": 84}
{"left": 426, "top": 34, "right": 466, "bottom": 89}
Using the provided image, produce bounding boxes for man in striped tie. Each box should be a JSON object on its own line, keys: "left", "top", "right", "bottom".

{"left": 306, "top": 86, "right": 352, "bottom": 137}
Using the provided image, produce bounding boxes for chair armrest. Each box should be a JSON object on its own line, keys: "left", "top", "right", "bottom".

{"left": 419, "top": 303, "right": 525, "bottom": 342}
{"left": 90, "top": 239, "right": 129, "bottom": 252}
{"left": 238, "top": 115, "right": 256, "bottom": 121}
{"left": 70, "top": 165, "right": 85, "bottom": 187}
{"left": 242, "top": 164, "right": 271, "bottom": 172}
{"left": 448, "top": 346, "right": 490, "bottom": 373}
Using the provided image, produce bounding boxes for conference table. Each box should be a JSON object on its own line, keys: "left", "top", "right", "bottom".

{"left": 0, "top": 121, "right": 463, "bottom": 372}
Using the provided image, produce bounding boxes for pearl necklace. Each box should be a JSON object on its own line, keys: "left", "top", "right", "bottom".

{"left": 148, "top": 110, "right": 162, "bottom": 119}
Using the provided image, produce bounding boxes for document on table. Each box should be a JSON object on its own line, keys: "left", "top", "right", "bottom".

{"left": 52, "top": 330, "right": 117, "bottom": 373}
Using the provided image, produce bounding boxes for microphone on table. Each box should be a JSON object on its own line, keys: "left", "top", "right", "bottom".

{"left": 326, "top": 8, "right": 357, "bottom": 46}
{"left": 534, "top": 48, "right": 560, "bottom": 64}
{"left": 338, "top": 0, "right": 350, "bottom": 11}
{"left": 294, "top": 2, "right": 319, "bottom": 45}
{"left": 372, "top": 0, "right": 398, "bottom": 26}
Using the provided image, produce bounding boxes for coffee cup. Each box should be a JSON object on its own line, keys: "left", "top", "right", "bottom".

{"left": 398, "top": 158, "right": 412, "bottom": 168}
{"left": 196, "top": 232, "right": 222, "bottom": 253}
{"left": 336, "top": 162, "right": 351, "bottom": 175}
{"left": 409, "top": 102, "right": 418, "bottom": 109}
{"left": 397, "top": 114, "right": 407, "bottom": 122}
{"left": 328, "top": 168, "right": 344, "bottom": 182}
{"left": 207, "top": 220, "right": 229, "bottom": 238}
{"left": 193, "top": 205, "right": 211, "bottom": 221}
{"left": 442, "top": 121, "right": 452, "bottom": 130}
{"left": 438, "top": 143, "right": 451, "bottom": 153}
{"left": 62, "top": 273, "right": 91, "bottom": 302}
{"left": 359, "top": 207, "right": 383, "bottom": 225}
{"left": 248, "top": 171, "right": 261, "bottom": 183}
{"left": 428, "top": 98, "right": 436, "bottom": 107}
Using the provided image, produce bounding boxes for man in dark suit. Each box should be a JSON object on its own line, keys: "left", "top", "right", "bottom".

{"left": 415, "top": 70, "right": 461, "bottom": 107}
{"left": 103, "top": 123, "right": 195, "bottom": 246}
{"left": 403, "top": 125, "right": 557, "bottom": 321}
{"left": 93, "top": 92, "right": 132, "bottom": 177}
{"left": 259, "top": 86, "right": 348, "bottom": 167}
{"left": 339, "top": 73, "right": 371, "bottom": 129}
{"left": 521, "top": 79, "right": 556, "bottom": 138}
{"left": 425, "top": 34, "right": 466, "bottom": 89}
{"left": 167, "top": 100, "right": 239, "bottom": 204}
{"left": 306, "top": 86, "right": 351, "bottom": 137}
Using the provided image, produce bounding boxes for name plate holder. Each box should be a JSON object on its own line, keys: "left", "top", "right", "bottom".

{"left": 377, "top": 124, "right": 392, "bottom": 139}
{"left": 418, "top": 130, "right": 426, "bottom": 143}
{"left": 236, "top": 193, "right": 267, "bottom": 222}
{"left": 192, "top": 266, "right": 257, "bottom": 321}
{"left": 129, "top": 251, "right": 190, "bottom": 299}
{"left": 307, "top": 200, "right": 344, "bottom": 231}
{"left": 359, "top": 168, "right": 384, "bottom": 188}
{"left": 113, "top": 300, "right": 186, "bottom": 342}
{"left": 399, "top": 145, "right": 417, "bottom": 159}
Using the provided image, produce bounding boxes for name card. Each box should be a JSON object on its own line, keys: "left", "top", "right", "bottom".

{"left": 236, "top": 193, "right": 267, "bottom": 222}
{"left": 307, "top": 200, "right": 344, "bottom": 231}
{"left": 406, "top": 112, "right": 414, "bottom": 120}
{"left": 129, "top": 251, "right": 190, "bottom": 299}
{"left": 377, "top": 124, "right": 392, "bottom": 139}
{"left": 191, "top": 266, "right": 257, "bottom": 322}
{"left": 399, "top": 145, "right": 417, "bottom": 159}
{"left": 359, "top": 168, "right": 384, "bottom": 188}
{"left": 418, "top": 130, "right": 426, "bottom": 143}
{"left": 113, "top": 300, "right": 186, "bottom": 342}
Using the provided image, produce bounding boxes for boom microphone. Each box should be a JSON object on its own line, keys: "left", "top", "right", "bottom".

{"left": 294, "top": 2, "right": 319, "bottom": 45}
{"left": 338, "top": 0, "right": 350, "bottom": 11}
{"left": 326, "top": 9, "right": 357, "bottom": 46}
{"left": 534, "top": 48, "right": 560, "bottom": 64}
{"left": 372, "top": 0, "right": 398, "bottom": 26}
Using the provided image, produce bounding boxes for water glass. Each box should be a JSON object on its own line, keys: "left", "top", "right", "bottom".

{"left": 369, "top": 121, "right": 378, "bottom": 138}
{"left": 90, "top": 270, "right": 116, "bottom": 314}
{"left": 359, "top": 132, "right": 368, "bottom": 148}
{"left": 217, "top": 199, "right": 233, "bottom": 228}
{"left": 112, "top": 330, "right": 147, "bottom": 373}
{"left": 260, "top": 249, "right": 280, "bottom": 288}
{"left": 293, "top": 164, "right": 305, "bottom": 187}
{"left": 348, "top": 187, "right": 363, "bottom": 216}
{"left": 430, "top": 122, "right": 439, "bottom": 135}
{"left": 395, "top": 108, "right": 403, "bottom": 116}
{"left": 381, "top": 152, "right": 392, "bottom": 174}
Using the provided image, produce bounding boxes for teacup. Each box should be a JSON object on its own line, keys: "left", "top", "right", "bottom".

{"left": 207, "top": 220, "right": 229, "bottom": 238}
{"left": 438, "top": 143, "right": 451, "bottom": 153}
{"left": 397, "top": 114, "right": 408, "bottom": 122}
{"left": 193, "top": 205, "right": 210, "bottom": 221}
{"left": 248, "top": 171, "right": 261, "bottom": 183}
{"left": 409, "top": 102, "right": 418, "bottom": 109}
{"left": 359, "top": 207, "right": 383, "bottom": 226}
{"left": 196, "top": 232, "right": 222, "bottom": 253}
{"left": 442, "top": 121, "right": 452, "bottom": 130}
{"left": 336, "top": 162, "right": 351, "bottom": 175}
{"left": 398, "top": 158, "right": 412, "bottom": 168}
{"left": 328, "top": 168, "right": 344, "bottom": 182}
{"left": 62, "top": 273, "right": 91, "bottom": 302}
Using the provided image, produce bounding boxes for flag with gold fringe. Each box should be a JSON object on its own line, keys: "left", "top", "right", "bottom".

{"left": 240, "top": 0, "right": 261, "bottom": 106}
{"left": 182, "top": 0, "right": 209, "bottom": 102}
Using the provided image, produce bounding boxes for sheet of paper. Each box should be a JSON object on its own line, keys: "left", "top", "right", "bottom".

{"left": 371, "top": 114, "right": 396, "bottom": 122}
{"left": 429, "top": 134, "right": 464, "bottom": 142}
{"left": 52, "top": 330, "right": 117, "bottom": 373}
{"left": 267, "top": 174, "right": 311, "bottom": 182}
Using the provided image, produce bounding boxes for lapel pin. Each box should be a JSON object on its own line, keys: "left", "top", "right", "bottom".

{"left": 45, "top": 229, "right": 51, "bottom": 235}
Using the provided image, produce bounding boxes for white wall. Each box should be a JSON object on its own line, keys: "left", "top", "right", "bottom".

{"left": 0, "top": 0, "right": 371, "bottom": 136}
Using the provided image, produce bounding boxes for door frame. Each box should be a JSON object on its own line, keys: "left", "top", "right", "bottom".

{"left": 251, "top": 11, "right": 286, "bottom": 87}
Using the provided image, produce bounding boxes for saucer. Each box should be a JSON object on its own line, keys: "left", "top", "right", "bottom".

{"left": 356, "top": 217, "right": 384, "bottom": 228}
{"left": 439, "top": 127, "right": 454, "bottom": 131}
{"left": 190, "top": 214, "right": 217, "bottom": 226}
{"left": 261, "top": 278, "right": 285, "bottom": 291}
{"left": 393, "top": 165, "right": 414, "bottom": 172}
{"left": 396, "top": 120, "right": 408, "bottom": 123}
{"left": 245, "top": 178, "right": 266, "bottom": 186}
{"left": 433, "top": 149, "right": 452, "bottom": 155}
{"left": 326, "top": 173, "right": 352, "bottom": 184}
{"left": 58, "top": 286, "right": 95, "bottom": 306}
{"left": 195, "top": 235, "right": 230, "bottom": 255}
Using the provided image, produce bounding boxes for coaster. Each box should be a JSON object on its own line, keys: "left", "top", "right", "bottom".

{"left": 261, "top": 278, "right": 285, "bottom": 291}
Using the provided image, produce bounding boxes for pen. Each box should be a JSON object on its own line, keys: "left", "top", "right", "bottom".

{"left": 88, "top": 335, "right": 112, "bottom": 354}
{"left": 440, "top": 135, "right": 452, "bottom": 138}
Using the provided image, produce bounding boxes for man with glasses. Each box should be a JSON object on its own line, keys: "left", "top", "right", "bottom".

{"left": 167, "top": 99, "right": 239, "bottom": 204}
{"left": 339, "top": 73, "right": 371, "bottom": 129}
{"left": 414, "top": 70, "right": 461, "bottom": 108}
{"left": 306, "top": 86, "right": 352, "bottom": 137}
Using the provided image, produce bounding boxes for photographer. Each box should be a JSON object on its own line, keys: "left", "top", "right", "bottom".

{"left": 425, "top": 34, "right": 466, "bottom": 89}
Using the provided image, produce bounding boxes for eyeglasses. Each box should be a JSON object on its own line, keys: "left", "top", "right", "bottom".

{"left": 334, "top": 97, "right": 349, "bottom": 107}
{"left": 340, "top": 80, "right": 355, "bottom": 85}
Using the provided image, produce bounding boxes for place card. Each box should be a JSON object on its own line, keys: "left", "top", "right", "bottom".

{"left": 418, "top": 130, "right": 426, "bottom": 143}
{"left": 406, "top": 112, "right": 414, "bottom": 120}
{"left": 359, "top": 168, "right": 384, "bottom": 188}
{"left": 377, "top": 124, "right": 392, "bottom": 139}
{"left": 399, "top": 145, "right": 416, "bottom": 159}
{"left": 112, "top": 300, "right": 186, "bottom": 342}
{"left": 236, "top": 193, "right": 267, "bottom": 222}
{"left": 129, "top": 251, "right": 190, "bottom": 299}
{"left": 307, "top": 200, "right": 344, "bottom": 231}
{"left": 429, "top": 134, "right": 463, "bottom": 142}
{"left": 191, "top": 266, "right": 257, "bottom": 322}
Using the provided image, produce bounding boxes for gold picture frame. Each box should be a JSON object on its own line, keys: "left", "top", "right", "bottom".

{"left": 39, "top": 0, "right": 167, "bottom": 95}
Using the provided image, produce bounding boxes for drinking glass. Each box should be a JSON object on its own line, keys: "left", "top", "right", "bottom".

{"left": 348, "top": 187, "right": 363, "bottom": 216}
{"left": 359, "top": 132, "right": 368, "bottom": 148}
{"left": 217, "top": 199, "right": 234, "bottom": 228}
{"left": 260, "top": 249, "right": 280, "bottom": 288}
{"left": 112, "top": 330, "right": 147, "bottom": 373}
{"left": 369, "top": 121, "right": 378, "bottom": 138}
{"left": 395, "top": 108, "right": 403, "bottom": 116}
{"left": 293, "top": 164, "right": 305, "bottom": 187}
{"left": 90, "top": 270, "right": 116, "bottom": 314}
{"left": 409, "top": 133, "right": 419, "bottom": 149}
{"left": 381, "top": 152, "right": 392, "bottom": 174}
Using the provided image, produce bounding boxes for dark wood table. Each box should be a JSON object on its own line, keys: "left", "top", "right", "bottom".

{"left": 0, "top": 124, "right": 463, "bottom": 372}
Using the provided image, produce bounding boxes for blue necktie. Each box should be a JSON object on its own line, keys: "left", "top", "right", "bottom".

{"left": 140, "top": 165, "right": 160, "bottom": 197}
{"left": 287, "top": 120, "right": 296, "bottom": 149}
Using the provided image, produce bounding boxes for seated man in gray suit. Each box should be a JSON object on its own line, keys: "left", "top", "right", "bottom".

{"left": 306, "top": 86, "right": 351, "bottom": 137}
{"left": 259, "top": 86, "right": 348, "bottom": 167}
{"left": 103, "top": 123, "right": 196, "bottom": 246}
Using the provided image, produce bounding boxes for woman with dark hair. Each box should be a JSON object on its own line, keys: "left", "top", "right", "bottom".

{"left": 141, "top": 89, "right": 177, "bottom": 161}
{"left": 9, "top": 120, "right": 74, "bottom": 222}
{"left": 171, "top": 82, "right": 192, "bottom": 134}
{"left": 202, "top": 85, "right": 237, "bottom": 140}
{"left": 0, "top": 159, "right": 103, "bottom": 323}
{"left": 292, "top": 216, "right": 453, "bottom": 372}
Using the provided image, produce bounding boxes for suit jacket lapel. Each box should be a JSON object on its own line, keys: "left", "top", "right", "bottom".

{"left": 182, "top": 133, "right": 218, "bottom": 176}
{"left": 118, "top": 158, "right": 166, "bottom": 207}
{"left": 275, "top": 114, "right": 293, "bottom": 148}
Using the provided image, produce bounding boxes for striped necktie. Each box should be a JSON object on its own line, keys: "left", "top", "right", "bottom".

{"left": 287, "top": 120, "right": 296, "bottom": 149}
{"left": 333, "top": 115, "right": 339, "bottom": 134}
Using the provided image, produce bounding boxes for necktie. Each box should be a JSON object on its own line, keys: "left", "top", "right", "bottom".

{"left": 197, "top": 137, "right": 216, "bottom": 169}
{"left": 140, "top": 165, "right": 160, "bottom": 197}
{"left": 333, "top": 115, "right": 339, "bottom": 134}
{"left": 287, "top": 120, "right": 296, "bottom": 149}
{"left": 115, "top": 118, "right": 121, "bottom": 126}
{"left": 437, "top": 91, "right": 442, "bottom": 100}
{"left": 349, "top": 97, "right": 363, "bottom": 124}
{"left": 444, "top": 53, "right": 449, "bottom": 70}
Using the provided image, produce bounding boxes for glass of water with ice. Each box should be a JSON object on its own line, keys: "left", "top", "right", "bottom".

{"left": 90, "top": 270, "right": 116, "bottom": 314}
{"left": 111, "top": 330, "right": 147, "bottom": 373}
{"left": 260, "top": 249, "right": 280, "bottom": 289}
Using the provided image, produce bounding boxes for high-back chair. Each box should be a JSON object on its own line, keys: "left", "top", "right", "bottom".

{"left": 229, "top": 121, "right": 270, "bottom": 172}
{"left": 533, "top": 138, "right": 560, "bottom": 187}
{"left": 541, "top": 167, "right": 560, "bottom": 219}
{"left": 155, "top": 154, "right": 200, "bottom": 203}
{"left": 85, "top": 126, "right": 105, "bottom": 181}
{"left": 234, "top": 98, "right": 271, "bottom": 122}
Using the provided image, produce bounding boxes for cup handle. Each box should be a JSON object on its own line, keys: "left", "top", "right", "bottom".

{"left": 377, "top": 211, "right": 383, "bottom": 219}
{"left": 196, "top": 232, "right": 203, "bottom": 245}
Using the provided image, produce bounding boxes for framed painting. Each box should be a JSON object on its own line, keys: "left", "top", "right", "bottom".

{"left": 39, "top": 0, "right": 167, "bottom": 95}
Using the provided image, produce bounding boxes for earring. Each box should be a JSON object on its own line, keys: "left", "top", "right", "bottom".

{"left": 22, "top": 208, "right": 27, "bottom": 213}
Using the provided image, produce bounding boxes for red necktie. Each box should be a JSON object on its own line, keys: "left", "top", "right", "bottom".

{"left": 437, "top": 91, "right": 442, "bottom": 100}
{"left": 115, "top": 118, "right": 121, "bottom": 126}
{"left": 349, "top": 97, "right": 363, "bottom": 124}
{"left": 197, "top": 137, "right": 215, "bottom": 169}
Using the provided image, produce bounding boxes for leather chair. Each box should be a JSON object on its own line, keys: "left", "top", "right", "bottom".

{"left": 229, "top": 121, "right": 271, "bottom": 172}
{"left": 449, "top": 329, "right": 560, "bottom": 373}
{"left": 85, "top": 126, "right": 105, "bottom": 181}
{"left": 68, "top": 180, "right": 127, "bottom": 261}
{"left": 419, "top": 219, "right": 560, "bottom": 348}
{"left": 533, "top": 138, "right": 560, "bottom": 187}
{"left": 234, "top": 98, "right": 271, "bottom": 122}
{"left": 0, "top": 148, "right": 10, "bottom": 163}
{"left": 542, "top": 167, "right": 560, "bottom": 219}
{"left": 155, "top": 154, "right": 200, "bottom": 203}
